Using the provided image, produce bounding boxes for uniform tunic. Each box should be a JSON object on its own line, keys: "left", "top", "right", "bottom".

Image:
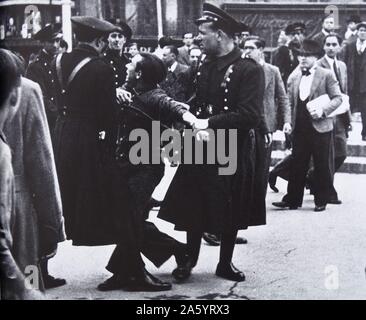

{"left": 102, "top": 48, "right": 129, "bottom": 88}
{"left": 159, "top": 47, "right": 267, "bottom": 234}
{"left": 26, "top": 49, "right": 58, "bottom": 133}
{"left": 53, "top": 44, "right": 120, "bottom": 246}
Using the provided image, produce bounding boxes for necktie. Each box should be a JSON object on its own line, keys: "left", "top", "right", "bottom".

{"left": 301, "top": 68, "right": 311, "bottom": 76}
{"left": 333, "top": 61, "right": 340, "bottom": 82}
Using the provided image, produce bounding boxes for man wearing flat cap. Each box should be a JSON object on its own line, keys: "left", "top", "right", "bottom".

{"left": 272, "top": 22, "right": 304, "bottom": 85}
{"left": 102, "top": 18, "right": 132, "bottom": 88}
{"left": 26, "top": 23, "right": 63, "bottom": 136}
{"left": 342, "top": 22, "right": 366, "bottom": 140}
{"left": 273, "top": 39, "right": 342, "bottom": 212}
{"left": 159, "top": 3, "right": 267, "bottom": 283}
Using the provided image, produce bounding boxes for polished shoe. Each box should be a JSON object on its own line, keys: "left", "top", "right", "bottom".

{"left": 272, "top": 201, "right": 298, "bottom": 210}
{"left": 123, "top": 270, "right": 172, "bottom": 292}
{"left": 216, "top": 262, "right": 245, "bottom": 282}
{"left": 97, "top": 275, "right": 126, "bottom": 291}
{"left": 43, "top": 274, "right": 66, "bottom": 289}
{"left": 235, "top": 237, "right": 248, "bottom": 245}
{"left": 172, "top": 258, "right": 195, "bottom": 282}
{"left": 328, "top": 199, "right": 342, "bottom": 205}
{"left": 268, "top": 173, "right": 279, "bottom": 193}
{"left": 203, "top": 233, "right": 221, "bottom": 246}
{"left": 314, "top": 205, "right": 326, "bottom": 212}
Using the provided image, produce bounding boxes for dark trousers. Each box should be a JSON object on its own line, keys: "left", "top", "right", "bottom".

{"left": 286, "top": 127, "right": 333, "bottom": 207}
{"left": 106, "top": 166, "right": 182, "bottom": 278}
{"left": 186, "top": 230, "right": 238, "bottom": 267}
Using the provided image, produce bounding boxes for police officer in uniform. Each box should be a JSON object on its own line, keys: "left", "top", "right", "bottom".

{"left": 102, "top": 19, "right": 132, "bottom": 89}
{"left": 159, "top": 3, "right": 267, "bottom": 282}
{"left": 26, "top": 23, "right": 62, "bottom": 136}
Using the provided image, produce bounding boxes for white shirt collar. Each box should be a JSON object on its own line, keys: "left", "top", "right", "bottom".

{"left": 324, "top": 54, "right": 337, "bottom": 67}
{"left": 322, "top": 29, "right": 330, "bottom": 36}
{"left": 357, "top": 38, "right": 366, "bottom": 52}
{"left": 169, "top": 61, "right": 178, "bottom": 72}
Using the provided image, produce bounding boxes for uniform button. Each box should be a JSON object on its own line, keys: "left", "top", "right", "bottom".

{"left": 63, "top": 111, "right": 66, "bottom": 116}
{"left": 62, "top": 89, "right": 66, "bottom": 94}
{"left": 110, "top": 61, "right": 114, "bottom": 64}
{"left": 197, "top": 72, "right": 201, "bottom": 76}
{"left": 48, "top": 71, "right": 52, "bottom": 74}
{"left": 224, "top": 98, "right": 228, "bottom": 102}
{"left": 51, "top": 97, "right": 54, "bottom": 101}
{"left": 225, "top": 89, "right": 228, "bottom": 93}
{"left": 113, "top": 67, "right": 116, "bottom": 71}
{"left": 226, "top": 78, "right": 231, "bottom": 82}
{"left": 115, "top": 75, "right": 118, "bottom": 78}
{"left": 224, "top": 106, "right": 229, "bottom": 110}
{"left": 115, "top": 82, "right": 118, "bottom": 85}
{"left": 44, "top": 62, "right": 47, "bottom": 66}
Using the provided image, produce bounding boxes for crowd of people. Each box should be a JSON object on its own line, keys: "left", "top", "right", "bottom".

{"left": 1, "top": 2, "right": 365, "bottom": 299}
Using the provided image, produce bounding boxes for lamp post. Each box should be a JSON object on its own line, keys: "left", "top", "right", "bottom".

{"left": 61, "top": 0, "right": 72, "bottom": 51}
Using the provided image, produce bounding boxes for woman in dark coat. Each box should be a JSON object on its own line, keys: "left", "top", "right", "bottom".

{"left": 98, "top": 53, "right": 198, "bottom": 292}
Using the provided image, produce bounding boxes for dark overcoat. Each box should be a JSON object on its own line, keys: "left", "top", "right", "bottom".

{"left": 26, "top": 49, "right": 59, "bottom": 132}
{"left": 53, "top": 44, "right": 121, "bottom": 246}
{"left": 102, "top": 48, "right": 129, "bottom": 88}
{"left": 158, "top": 47, "right": 267, "bottom": 234}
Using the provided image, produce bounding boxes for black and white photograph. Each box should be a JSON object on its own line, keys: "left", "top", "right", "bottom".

{"left": 1, "top": 0, "right": 366, "bottom": 305}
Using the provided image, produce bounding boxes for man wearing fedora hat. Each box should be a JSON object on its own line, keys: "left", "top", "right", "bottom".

{"left": 159, "top": 3, "right": 266, "bottom": 282}
{"left": 102, "top": 18, "right": 132, "bottom": 89}
{"left": 342, "top": 21, "right": 366, "bottom": 140}
{"left": 273, "top": 39, "right": 342, "bottom": 212}
{"left": 26, "top": 23, "right": 63, "bottom": 136}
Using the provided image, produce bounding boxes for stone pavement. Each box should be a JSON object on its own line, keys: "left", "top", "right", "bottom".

{"left": 46, "top": 172, "right": 366, "bottom": 300}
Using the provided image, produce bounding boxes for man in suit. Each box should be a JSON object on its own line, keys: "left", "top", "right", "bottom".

{"left": 177, "top": 33, "right": 195, "bottom": 66}
{"left": 315, "top": 33, "right": 350, "bottom": 204}
{"left": 273, "top": 39, "right": 342, "bottom": 212}
{"left": 243, "top": 36, "right": 292, "bottom": 189}
{"left": 312, "top": 14, "right": 335, "bottom": 47}
{"left": 342, "top": 22, "right": 366, "bottom": 140}
{"left": 26, "top": 23, "right": 62, "bottom": 136}
{"left": 160, "top": 45, "right": 189, "bottom": 102}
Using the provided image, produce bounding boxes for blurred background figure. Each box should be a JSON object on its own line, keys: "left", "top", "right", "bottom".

{"left": 342, "top": 22, "right": 366, "bottom": 140}
{"left": 153, "top": 36, "right": 174, "bottom": 59}
{"left": 160, "top": 45, "right": 188, "bottom": 102}
{"left": 235, "top": 22, "right": 251, "bottom": 47}
{"left": 272, "top": 22, "right": 304, "bottom": 85}
{"left": 312, "top": 14, "right": 335, "bottom": 47}
{"left": 128, "top": 42, "right": 141, "bottom": 60}
{"left": 178, "top": 32, "right": 195, "bottom": 66}
{"left": 344, "top": 15, "right": 361, "bottom": 44}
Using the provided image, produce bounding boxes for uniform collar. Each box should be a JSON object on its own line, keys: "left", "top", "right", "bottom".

{"left": 76, "top": 43, "right": 100, "bottom": 57}
{"left": 214, "top": 46, "right": 242, "bottom": 71}
{"left": 39, "top": 49, "right": 53, "bottom": 62}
